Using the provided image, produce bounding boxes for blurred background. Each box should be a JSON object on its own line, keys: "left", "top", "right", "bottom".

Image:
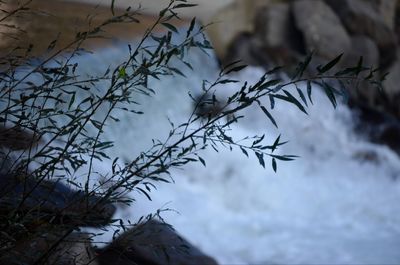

{"left": 1, "top": 0, "right": 400, "bottom": 264}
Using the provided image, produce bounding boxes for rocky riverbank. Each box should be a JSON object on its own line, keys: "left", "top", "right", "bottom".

{"left": 208, "top": 0, "right": 400, "bottom": 156}
{"left": 0, "top": 0, "right": 188, "bottom": 59}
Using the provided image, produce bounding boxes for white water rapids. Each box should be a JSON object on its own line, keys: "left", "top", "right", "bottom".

{"left": 74, "top": 36, "right": 400, "bottom": 265}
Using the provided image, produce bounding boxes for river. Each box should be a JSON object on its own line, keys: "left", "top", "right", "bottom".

{"left": 73, "top": 31, "right": 400, "bottom": 264}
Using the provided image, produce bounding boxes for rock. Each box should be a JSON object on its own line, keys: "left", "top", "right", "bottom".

{"left": 224, "top": 32, "right": 300, "bottom": 69}
{"left": 254, "top": 3, "right": 301, "bottom": 50}
{"left": 97, "top": 220, "right": 218, "bottom": 265}
{"left": 206, "top": 1, "right": 252, "bottom": 60}
{"left": 370, "top": 0, "right": 397, "bottom": 29}
{"left": 396, "top": 3, "right": 400, "bottom": 41}
{"left": 292, "top": 0, "right": 351, "bottom": 60}
{"left": 46, "top": 232, "right": 98, "bottom": 265}
{"left": 254, "top": 4, "right": 288, "bottom": 48}
{"left": 383, "top": 58, "right": 400, "bottom": 96}
{"left": 0, "top": 125, "right": 41, "bottom": 150}
{"left": 224, "top": 32, "right": 270, "bottom": 66}
{"left": 378, "top": 124, "right": 400, "bottom": 153}
{"left": 345, "top": 35, "right": 380, "bottom": 67}
{"left": 353, "top": 103, "right": 400, "bottom": 155}
{"left": 0, "top": 173, "right": 116, "bottom": 227}
{"left": 205, "top": 0, "right": 273, "bottom": 59}
{"left": 0, "top": 230, "right": 98, "bottom": 265}
{"left": 381, "top": 59, "right": 400, "bottom": 118}
{"left": 325, "top": 0, "right": 397, "bottom": 68}
{"left": 343, "top": 35, "right": 380, "bottom": 104}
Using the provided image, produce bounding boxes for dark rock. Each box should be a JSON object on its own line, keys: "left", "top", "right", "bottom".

{"left": 292, "top": 0, "right": 351, "bottom": 60}
{"left": 254, "top": 3, "right": 305, "bottom": 54}
{"left": 97, "top": 220, "right": 218, "bottom": 265}
{"left": 379, "top": 124, "right": 400, "bottom": 153}
{"left": 254, "top": 4, "right": 291, "bottom": 48}
{"left": 396, "top": 3, "right": 400, "bottom": 43}
{"left": 343, "top": 35, "right": 380, "bottom": 105}
{"left": 194, "top": 94, "right": 224, "bottom": 119}
{"left": 224, "top": 32, "right": 301, "bottom": 70}
{"left": 0, "top": 125, "right": 41, "bottom": 150}
{"left": 345, "top": 35, "right": 380, "bottom": 67}
{"left": 353, "top": 102, "right": 400, "bottom": 155}
{"left": 325, "top": 0, "right": 397, "bottom": 68}
{"left": 383, "top": 58, "right": 400, "bottom": 97}
{"left": 47, "top": 232, "right": 98, "bottom": 265}
{"left": 370, "top": 0, "right": 397, "bottom": 29}
{"left": 0, "top": 173, "right": 116, "bottom": 227}
{"left": 0, "top": 230, "right": 98, "bottom": 265}
{"left": 224, "top": 32, "right": 271, "bottom": 67}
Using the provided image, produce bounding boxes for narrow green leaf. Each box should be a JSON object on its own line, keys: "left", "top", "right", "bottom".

{"left": 292, "top": 52, "right": 313, "bottom": 79}
{"left": 198, "top": 156, "right": 206, "bottom": 167}
{"left": 338, "top": 80, "right": 349, "bottom": 104}
{"left": 322, "top": 82, "right": 337, "bottom": 108}
{"left": 266, "top": 66, "right": 283, "bottom": 75}
{"left": 137, "top": 187, "right": 152, "bottom": 201}
{"left": 259, "top": 79, "right": 281, "bottom": 90}
{"left": 307, "top": 81, "right": 313, "bottom": 105}
{"left": 170, "top": 67, "right": 186, "bottom": 77}
{"left": 317, "top": 53, "right": 343, "bottom": 74}
{"left": 270, "top": 154, "right": 297, "bottom": 161}
{"left": 260, "top": 105, "right": 278, "bottom": 128}
{"left": 274, "top": 90, "right": 307, "bottom": 114}
{"left": 68, "top": 93, "right": 75, "bottom": 110}
{"left": 111, "top": 0, "right": 116, "bottom": 15}
{"left": 225, "top": 64, "right": 247, "bottom": 74}
{"left": 222, "top": 60, "right": 242, "bottom": 73}
{"left": 118, "top": 67, "right": 126, "bottom": 79}
{"left": 271, "top": 134, "right": 281, "bottom": 152}
{"left": 272, "top": 158, "right": 277, "bottom": 172}
{"left": 255, "top": 152, "right": 265, "bottom": 168}
{"left": 380, "top": 72, "right": 389, "bottom": 81}
{"left": 173, "top": 3, "right": 198, "bottom": 9}
{"left": 162, "top": 22, "right": 178, "bottom": 33}
{"left": 240, "top": 147, "right": 249, "bottom": 157}
{"left": 296, "top": 87, "right": 308, "bottom": 107}
{"left": 269, "top": 95, "right": 275, "bottom": 109}
{"left": 47, "top": 38, "right": 58, "bottom": 52}
{"left": 186, "top": 17, "right": 196, "bottom": 38}
{"left": 218, "top": 79, "right": 239, "bottom": 84}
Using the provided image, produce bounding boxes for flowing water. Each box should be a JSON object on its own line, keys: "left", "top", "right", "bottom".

{"left": 69, "top": 35, "right": 400, "bottom": 264}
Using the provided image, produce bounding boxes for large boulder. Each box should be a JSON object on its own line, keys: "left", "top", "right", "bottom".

{"left": 97, "top": 220, "right": 218, "bottom": 265}
{"left": 370, "top": 0, "right": 397, "bottom": 29}
{"left": 254, "top": 3, "right": 293, "bottom": 49}
{"left": 292, "top": 0, "right": 351, "bottom": 60}
{"left": 224, "top": 2, "right": 303, "bottom": 67}
{"left": 205, "top": 0, "right": 273, "bottom": 60}
{"left": 0, "top": 173, "right": 116, "bottom": 227}
{"left": 0, "top": 230, "right": 98, "bottom": 265}
{"left": 223, "top": 33, "right": 265, "bottom": 66}
{"left": 381, "top": 57, "right": 400, "bottom": 118}
{"left": 383, "top": 58, "right": 400, "bottom": 97}
{"left": 325, "top": 0, "right": 397, "bottom": 68}
{"left": 254, "top": 2, "right": 305, "bottom": 63}
{"left": 345, "top": 35, "right": 380, "bottom": 67}
{"left": 343, "top": 35, "right": 380, "bottom": 105}
{"left": 353, "top": 103, "right": 400, "bottom": 156}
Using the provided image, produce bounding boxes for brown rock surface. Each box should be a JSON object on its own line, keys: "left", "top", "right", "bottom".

{"left": 97, "top": 220, "right": 218, "bottom": 265}
{"left": 0, "top": 0, "right": 188, "bottom": 59}
{"left": 342, "top": 36, "right": 380, "bottom": 106}
{"left": 292, "top": 0, "right": 351, "bottom": 60}
{"left": 254, "top": 3, "right": 303, "bottom": 51}
{"left": 325, "top": 0, "right": 397, "bottom": 67}
{"left": 370, "top": 0, "right": 397, "bottom": 29}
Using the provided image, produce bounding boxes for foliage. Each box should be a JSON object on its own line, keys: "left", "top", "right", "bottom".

{"left": 0, "top": 0, "right": 385, "bottom": 263}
